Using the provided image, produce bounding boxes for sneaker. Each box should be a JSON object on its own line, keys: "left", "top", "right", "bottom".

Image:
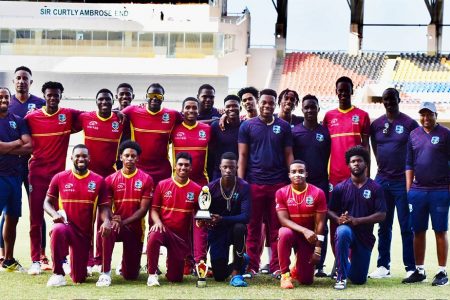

{"left": 280, "top": 273, "right": 294, "bottom": 289}
{"left": 242, "top": 269, "right": 257, "bottom": 279}
{"left": 147, "top": 274, "right": 160, "bottom": 287}
{"left": 62, "top": 260, "right": 71, "bottom": 275}
{"left": 47, "top": 274, "right": 66, "bottom": 287}
{"left": 40, "top": 255, "right": 52, "bottom": 271}
{"left": 87, "top": 266, "right": 93, "bottom": 277}
{"left": 334, "top": 279, "right": 347, "bottom": 290}
{"left": 96, "top": 273, "right": 112, "bottom": 287}
{"left": 2, "top": 259, "right": 26, "bottom": 273}
{"left": 260, "top": 263, "right": 270, "bottom": 275}
{"left": 368, "top": 266, "right": 391, "bottom": 279}
{"left": 91, "top": 264, "right": 102, "bottom": 274}
{"left": 432, "top": 271, "right": 449, "bottom": 287}
{"left": 272, "top": 270, "right": 282, "bottom": 280}
{"left": 230, "top": 274, "right": 248, "bottom": 287}
{"left": 402, "top": 269, "right": 426, "bottom": 284}
{"left": 315, "top": 267, "right": 328, "bottom": 278}
{"left": 405, "top": 270, "right": 415, "bottom": 279}
{"left": 28, "top": 261, "right": 42, "bottom": 275}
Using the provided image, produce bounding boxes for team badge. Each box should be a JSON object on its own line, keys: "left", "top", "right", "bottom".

{"left": 29, "top": 184, "right": 33, "bottom": 192}
{"left": 305, "top": 196, "right": 314, "bottom": 205}
{"left": 27, "top": 103, "right": 36, "bottom": 111}
{"left": 273, "top": 125, "right": 281, "bottom": 134}
{"left": 112, "top": 121, "right": 119, "bottom": 131}
{"left": 9, "top": 121, "right": 17, "bottom": 129}
{"left": 316, "top": 133, "right": 324, "bottom": 142}
{"left": 58, "top": 114, "right": 67, "bottom": 123}
{"left": 186, "top": 192, "right": 195, "bottom": 202}
{"left": 199, "top": 130, "right": 206, "bottom": 138}
{"left": 409, "top": 203, "right": 413, "bottom": 212}
{"left": 329, "top": 183, "right": 333, "bottom": 192}
{"left": 352, "top": 115, "right": 360, "bottom": 123}
{"left": 363, "top": 189, "right": 371, "bottom": 199}
{"left": 395, "top": 125, "right": 404, "bottom": 134}
{"left": 162, "top": 113, "right": 170, "bottom": 122}
{"left": 88, "top": 181, "right": 96, "bottom": 191}
{"left": 431, "top": 136, "right": 440, "bottom": 144}
{"left": 134, "top": 180, "right": 143, "bottom": 189}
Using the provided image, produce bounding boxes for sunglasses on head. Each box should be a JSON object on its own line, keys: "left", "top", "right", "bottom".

{"left": 146, "top": 93, "right": 164, "bottom": 101}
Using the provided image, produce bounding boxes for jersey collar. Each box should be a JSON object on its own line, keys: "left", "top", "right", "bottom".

{"left": 146, "top": 107, "right": 162, "bottom": 115}
{"left": 337, "top": 105, "right": 354, "bottom": 114}
{"left": 292, "top": 184, "right": 308, "bottom": 195}
{"left": 42, "top": 106, "right": 61, "bottom": 117}
{"left": 72, "top": 169, "right": 90, "bottom": 179}
{"left": 121, "top": 168, "right": 138, "bottom": 178}
{"left": 172, "top": 176, "right": 190, "bottom": 187}
{"left": 96, "top": 112, "right": 113, "bottom": 121}
{"left": 182, "top": 121, "right": 198, "bottom": 130}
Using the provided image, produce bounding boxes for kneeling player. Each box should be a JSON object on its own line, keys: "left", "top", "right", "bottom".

{"left": 276, "top": 160, "right": 327, "bottom": 288}
{"left": 96, "top": 141, "right": 153, "bottom": 287}
{"left": 146, "top": 152, "right": 201, "bottom": 286}
{"left": 44, "top": 145, "right": 111, "bottom": 287}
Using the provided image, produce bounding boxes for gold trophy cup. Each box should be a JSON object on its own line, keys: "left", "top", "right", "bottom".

{"left": 195, "top": 260, "right": 208, "bottom": 288}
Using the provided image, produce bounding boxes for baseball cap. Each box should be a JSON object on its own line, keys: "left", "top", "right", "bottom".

{"left": 418, "top": 101, "right": 437, "bottom": 113}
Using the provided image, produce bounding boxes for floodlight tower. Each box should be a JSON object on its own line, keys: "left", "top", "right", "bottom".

{"left": 274, "top": 0, "right": 288, "bottom": 58}
{"left": 425, "top": 0, "right": 444, "bottom": 55}
{"left": 348, "top": 0, "right": 364, "bottom": 55}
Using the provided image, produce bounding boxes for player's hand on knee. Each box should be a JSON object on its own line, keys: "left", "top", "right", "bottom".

{"left": 303, "top": 229, "right": 317, "bottom": 244}
{"left": 100, "top": 219, "right": 112, "bottom": 237}
{"left": 150, "top": 222, "right": 166, "bottom": 233}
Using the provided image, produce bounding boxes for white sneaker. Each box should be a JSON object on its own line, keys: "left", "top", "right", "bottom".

{"left": 91, "top": 264, "right": 102, "bottom": 274}
{"left": 87, "top": 266, "right": 93, "bottom": 277}
{"left": 405, "top": 270, "right": 415, "bottom": 279}
{"left": 28, "top": 261, "right": 42, "bottom": 275}
{"left": 147, "top": 274, "right": 160, "bottom": 287}
{"left": 46, "top": 274, "right": 67, "bottom": 287}
{"left": 62, "top": 262, "right": 71, "bottom": 275}
{"left": 115, "top": 263, "right": 122, "bottom": 276}
{"left": 368, "top": 266, "right": 391, "bottom": 279}
{"left": 96, "top": 273, "right": 112, "bottom": 287}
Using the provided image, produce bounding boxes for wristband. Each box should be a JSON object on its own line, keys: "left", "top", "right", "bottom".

{"left": 317, "top": 234, "right": 325, "bottom": 242}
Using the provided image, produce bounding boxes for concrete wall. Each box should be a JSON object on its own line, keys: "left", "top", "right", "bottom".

{"left": 246, "top": 48, "right": 277, "bottom": 90}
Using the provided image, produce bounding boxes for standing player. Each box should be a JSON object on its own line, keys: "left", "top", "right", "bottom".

{"left": 146, "top": 152, "right": 201, "bottom": 286}
{"left": 97, "top": 141, "right": 153, "bottom": 287}
{"left": 275, "top": 89, "right": 303, "bottom": 127}
{"left": 200, "top": 152, "right": 251, "bottom": 287}
{"left": 114, "top": 83, "right": 135, "bottom": 111}
{"left": 237, "top": 87, "right": 258, "bottom": 121}
{"left": 276, "top": 160, "right": 327, "bottom": 288}
{"left": 0, "top": 87, "right": 32, "bottom": 271}
{"left": 238, "top": 88, "right": 293, "bottom": 276}
{"left": 328, "top": 146, "right": 386, "bottom": 290}
{"left": 292, "top": 94, "right": 331, "bottom": 277}
{"left": 368, "top": 88, "right": 418, "bottom": 279}
{"left": 197, "top": 84, "right": 221, "bottom": 123}
{"left": 122, "top": 83, "right": 181, "bottom": 184}
{"left": 172, "top": 97, "right": 211, "bottom": 267}
{"left": 43, "top": 145, "right": 111, "bottom": 286}
{"left": 403, "top": 102, "right": 450, "bottom": 286}
{"left": 209, "top": 95, "right": 241, "bottom": 180}
{"left": 25, "top": 81, "right": 83, "bottom": 275}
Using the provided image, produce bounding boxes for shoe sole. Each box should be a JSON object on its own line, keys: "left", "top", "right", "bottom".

{"left": 432, "top": 281, "right": 449, "bottom": 287}
{"left": 402, "top": 279, "right": 428, "bottom": 284}
{"left": 368, "top": 275, "right": 392, "bottom": 279}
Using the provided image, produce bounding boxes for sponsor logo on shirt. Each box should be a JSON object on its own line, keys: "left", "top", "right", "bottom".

{"left": 58, "top": 113, "right": 67, "bottom": 124}
{"left": 164, "top": 191, "right": 172, "bottom": 198}
{"left": 116, "top": 182, "right": 125, "bottom": 192}
{"left": 175, "top": 132, "right": 186, "bottom": 140}
{"left": 287, "top": 198, "right": 296, "bottom": 206}
{"left": 431, "top": 136, "right": 440, "bottom": 144}
{"left": 9, "top": 121, "right": 17, "bottom": 129}
{"left": 351, "top": 115, "right": 360, "bottom": 123}
{"left": 186, "top": 192, "right": 195, "bottom": 202}
{"left": 162, "top": 113, "right": 170, "bottom": 123}
{"left": 87, "top": 120, "right": 99, "bottom": 130}
{"left": 273, "top": 125, "right": 281, "bottom": 134}
{"left": 305, "top": 196, "right": 314, "bottom": 206}
{"left": 88, "top": 181, "right": 96, "bottom": 192}
{"left": 316, "top": 133, "right": 324, "bottom": 142}
{"left": 112, "top": 121, "right": 120, "bottom": 132}
{"left": 27, "top": 103, "right": 36, "bottom": 111}
{"left": 329, "top": 118, "right": 338, "bottom": 127}
{"left": 63, "top": 183, "right": 75, "bottom": 192}
{"left": 199, "top": 130, "right": 206, "bottom": 139}
{"left": 134, "top": 179, "right": 143, "bottom": 189}
{"left": 395, "top": 125, "right": 404, "bottom": 134}
{"left": 363, "top": 189, "right": 371, "bottom": 199}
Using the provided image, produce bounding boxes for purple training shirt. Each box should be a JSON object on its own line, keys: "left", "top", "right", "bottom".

{"left": 9, "top": 94, "right": 45, "bottom": 118}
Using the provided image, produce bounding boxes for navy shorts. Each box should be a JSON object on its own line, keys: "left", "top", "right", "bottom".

{"left": 408, "top": 189, "right": 450, "bottom": 232}
{"left": 0, "top": 176, "right": 22, "bottom": 218}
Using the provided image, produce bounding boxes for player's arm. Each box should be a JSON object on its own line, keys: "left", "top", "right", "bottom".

{"left": 277, "top": 210, "right": 317, "bottom": 243}
{"left": 43, "top": 195, "right": 66, "bottom": 224}
{"left": 237, "top": 143, "right": 248, "bottom": 179}
{"left": 370, "top": 124, "right": 378, "bottom": 160}
{"left": 8, "top": 133, "right": 32, "bottom": 156}
{"left": 284, "top": 146, "right": 294, "bottom": 168}
{"left": 310, "top": 211, "right": 326, "bottom": 265}
{"left": 122, "top": 196, "right": 151, "bottom": 227}
{"left": 149, "top": 184, "right": 165, "bottom": 233}
{"left": 0, "top": 139, "right": 23, "bottom": 154}
{"left": 405, "top": 135, "right": 414, "bottom": 192}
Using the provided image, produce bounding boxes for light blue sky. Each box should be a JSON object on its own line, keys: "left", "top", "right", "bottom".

{"left": 227, "top": 0, "right": 450, "bottom": 52}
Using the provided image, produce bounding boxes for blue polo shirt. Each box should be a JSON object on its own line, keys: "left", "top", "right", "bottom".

{"left": 198, "top": 107, "right": 221, "bottom": 121}
{"left": 9, "top": 94, "right": 45, "bottom": 118}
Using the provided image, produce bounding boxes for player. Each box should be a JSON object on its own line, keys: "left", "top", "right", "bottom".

{"left": 403, "top": 102, "right": 450, "bottom": 286}
{"left": 200, "top": 152, "right": 251, "bottom": 287}
{"left": 238, "top": 88, "right": 293, "bottom": 277}
{"left": 146, "top": 152, "right": 201, "bottom": 286}
{"left": 276, "top": 160, "right": 327, "bottom": 288}
{"left": 43, "top": 145, "right": 111, "bottom": 286}
{"left": 25, "top": 81, "right": 83, "bottom": 275}
{"left": 0, "top": 87, "right": 32, "bottom": 272}
{"left": 328, "top": 146, "right": 386, "bottom": 290}
{"left": 237, "top": 87, "right": 258, "bottom": 121}
{"left": 114, "top": 83, "right": 135, "bottom": 111}
{"left": 275, "top": 89, "right": 303, "bottom": 127}
{"left": 197, "top": 84, "right": 221, "bottom": 123}
{"left": 291, "top": 94, "right": 331, "bottom": 277}
{"left": 122, "top": 83, "right": 181, "bottom": 184}
{"left": 96, "top": 141, "right": 153, "bottom": 287}
{"left": 368, "top": 88, "right": 418, "bottom": 279}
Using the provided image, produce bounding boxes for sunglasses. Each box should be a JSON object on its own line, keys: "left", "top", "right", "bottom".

{"left": 146, "top": 93, "right": 164, "bottom": 101}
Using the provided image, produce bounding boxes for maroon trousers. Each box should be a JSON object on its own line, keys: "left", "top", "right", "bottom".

{"left": 28, "top": 178, "right": 49, "bottom": 262}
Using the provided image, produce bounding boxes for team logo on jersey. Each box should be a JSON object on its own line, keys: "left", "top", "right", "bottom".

{"left": 164, "top": 191, "right": 172, "bottom": 198}
{"left": 88, "top": 181, "right": 96, "bottom": 191}
{"left": 29, "top": 184, "right": 33, "bottom": 192}
{"left": 395, "top": 125, "right": 404, "bottom": 134}
{"left": 9, "top": 121, "right": 17, "bottom": 129}
{"left": 431, "top": 136, "right": 440, "bottom": 144}
{"left": 273, "top": 125, "right": 281, "bottom": 134}
{"left": 363, "top": 189, "right": 371, "bottom": 199}
{"left": 65, "top": 183, "right": 73, "bottom": 189}
{"left": 186, "top": 192, "right": 195, "bottom": 202}
{"left": 135, "top": 180, "right": 143, "bottom": 189}
{"left": 112, "top": 121, "right": 119, "bottom": 131}
{"left": 409, "top": 203, "right": 413, "bottom": 212}
{"left": 162, "top": 113, "right": 170, "bottom": 123}
{"left": 352, "top": 115, "right": 360, "bottom": 123}
{"left": 305, "top": 196, "right": 314, "bottom": 205}
{"left": 58, "top": 114, "right": 67, "bottom": 123}
{"left": 316, "top": 133, "right": 324, "bottom": 142}
{"left": 329, "top": 183, "right": 333, "bottom": 192}
{"left": 199, "top": 130, "right": 206, "bottom": 139}
{"left": 27, "top": 103, "right": 36, "bottom": 111}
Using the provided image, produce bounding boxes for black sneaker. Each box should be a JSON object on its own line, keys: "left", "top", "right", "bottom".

{"left": 432, "top": 271, "right": 449, "bottom": 286}
{"left": 402, "top": 269, "right": 426, "bottom": 284}
{"left": 315, "top": 268, "right": 328, "bottom": 278}
{"left": 2, "top": 258, "right": 26, "bottom": 273}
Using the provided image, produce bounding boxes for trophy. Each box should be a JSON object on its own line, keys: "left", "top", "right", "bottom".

{"left": 195, "top": 186, "right": 212, "bottom": 220}
{"left": 195, "top": 260, "right": 208, "bottom": 288}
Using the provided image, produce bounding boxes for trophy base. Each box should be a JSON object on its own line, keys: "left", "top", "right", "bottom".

{"left": 196, "top": 278, "right": 207, "bottom": 288}
{"left": 195, "top": 210, "right": 212, "bottom": 220}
